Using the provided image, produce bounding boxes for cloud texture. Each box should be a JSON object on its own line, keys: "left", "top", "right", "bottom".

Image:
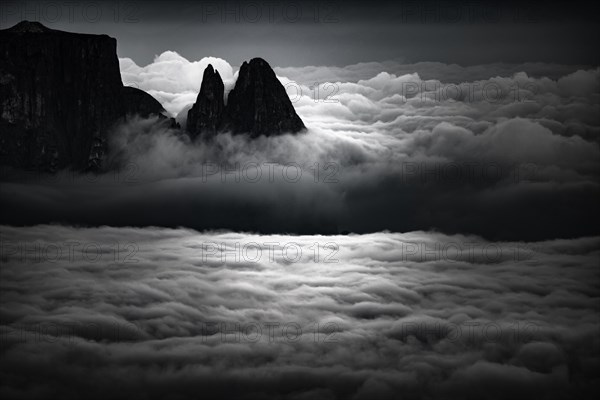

{"left": 0, "top": 225, "right": 598, "bottom": 399}
{"left": 1, "top": 55, "right": 599, "bottom": 240}
{"left": 119, "top": 52, "right": 235, "bottom": 117}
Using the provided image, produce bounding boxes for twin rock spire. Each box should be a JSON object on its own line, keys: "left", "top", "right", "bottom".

{"left": 0, "top": 21, "right": 305, "bottom": 172}
{"left": 186, "top": 58, "right": 305, "bottom": 138}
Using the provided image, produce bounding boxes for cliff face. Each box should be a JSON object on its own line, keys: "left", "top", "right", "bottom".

{"left": 186, "top": 65, "right": 224, "bottom": 138}
{"left": 0, "top": 21, "right": 169, "bottom": 172}
{"left": 225, "top": 58, "right": 305, "bottom": 137}
{"left": 187, "top": 58, "right": 305, "bottom": 139}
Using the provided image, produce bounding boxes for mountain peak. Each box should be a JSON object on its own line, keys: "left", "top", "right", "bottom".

{"left": 186, "top": 64, "right": 225, "bottom": 137}
{"left": 187, "top": 60, "right": 305, "bottom": 138}
{"left": 248, "top": 58, "right": 270, "bottom": 67}
{"left": 4, "top": 20, "right": 51, "bottom": 33}
{"left": 224, "top": 58, "right": 305, "bottom": 137}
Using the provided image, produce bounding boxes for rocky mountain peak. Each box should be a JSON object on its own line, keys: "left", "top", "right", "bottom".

{"left": 187, "top": 58, "right": 305, "bottom": 138}
{"left": 186, "top": 64, "right": 225, "bottom": 138}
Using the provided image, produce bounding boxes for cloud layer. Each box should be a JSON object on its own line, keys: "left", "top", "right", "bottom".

{"left": 2, "top": 28, "right": 599, "bottom": 400}
{"left": 119, "top": 51, "right": 235, "bottom": 117}
{"left": 1, "top": 56, "right": 599, "bottom": 240}
{"left": 0, "top": 225, "right": 598, "bottom": 399}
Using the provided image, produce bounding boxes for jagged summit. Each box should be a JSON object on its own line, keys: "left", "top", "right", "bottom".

{"left": 204, "top": 64, "right": 219, "bottom": 77}
{"left": 187, "top": 64, "right": 225, "bottom": 137}
{"left": 225, "top": 57, "right": 305, "bottom": 137}
{"left": 187, "top": 58, "right": 305, "bottom": 138}
{"left": 2, "top": 20, "right": 51, "bottom": 33}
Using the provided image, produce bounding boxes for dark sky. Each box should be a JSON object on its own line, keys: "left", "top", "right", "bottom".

{"left": 1, "top": 0, "right": 599, "bottom": 67}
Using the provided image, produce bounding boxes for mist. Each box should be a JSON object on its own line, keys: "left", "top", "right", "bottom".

{"left": 1, "top": 58, "right": 599, "bottom": 240}
{"left": 1, "top": 224, "right": 598, "bottom": 399}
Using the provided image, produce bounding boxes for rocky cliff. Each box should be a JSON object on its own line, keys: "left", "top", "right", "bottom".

{"left": 186, "top": 65, "right": 225, "bottom": 138}
{"left": 0, "top": 21, "right": 304, "bottom": 172}
{"left": 0, "top": 21, "right": 169, "bottom": 172}
{"left": 187, "top": 58, "right": 305, "bottom": 138}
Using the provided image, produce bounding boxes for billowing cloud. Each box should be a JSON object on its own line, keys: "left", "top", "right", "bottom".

{"left": 0, "top": 225, "right": 598, "bottom": 399}
{"left": 119, "top": 51, "right": 235, "bottom": 116}
{"left": 1, "top": 59, "right": 598, "bottom": 240}
{"left": 1, "top": 58, "right": 598, "bottom": 399}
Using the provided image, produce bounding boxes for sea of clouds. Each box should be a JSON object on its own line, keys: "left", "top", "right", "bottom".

{"left": 0, "top": 224, "right": 598, "bottom": 399}
{"left": 1, "top": 54, "right": 599, "bottom": 398}
{"left": 2, "top": 52, "right": 598, "bottom": 239}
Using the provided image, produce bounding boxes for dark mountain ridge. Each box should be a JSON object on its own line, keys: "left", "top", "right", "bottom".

{"left": 0, "top": 21, "right": 173, "bottom": 172}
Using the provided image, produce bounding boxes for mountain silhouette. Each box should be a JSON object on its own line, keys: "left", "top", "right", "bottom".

{"left": 0, "top": 21, "right": 175, "bottom": 171}
{"left": 187, "top": 58, "right": 305, "bottom": 139}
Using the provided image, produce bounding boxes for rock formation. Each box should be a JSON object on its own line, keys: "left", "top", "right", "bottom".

{"left": 0, "top": 21, "right": 304, "bottom": 172}
{"left": 0, "top": 21, "right": 171, "bottom": 172}
{"left": 122, "top": 86, "right": 165, "bottom": 118}
{"left": 186, "top": 65, "right": 224, "bottom": 138}
{"left": 224, "top": 58, "right": 305, "bottom": 137}
{"left": 187, "top": 58, "right": 305, "bottom": 138}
